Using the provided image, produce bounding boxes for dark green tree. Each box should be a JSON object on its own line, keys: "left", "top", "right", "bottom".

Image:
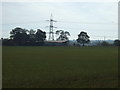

{"left": 114, "top": 39, "right": 120, "bottom": 46}
{"left": 77, "top": 31, "right": 90, "bottom": 46}
{"left": 10, "top": 27, "right": 29, "bottom": 45}
{"left": 28, "top": 29, "right": 36, "bottom": 42}
{"left": 55, "top": 30, "right": 70, "bottom": 41}
{"left": 101, "top": 41, "right": 109, "bottom": 46}
{"left": 35, "top": 29, "right": 46, "bottom": 42}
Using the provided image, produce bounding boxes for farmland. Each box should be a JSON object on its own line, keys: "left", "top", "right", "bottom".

{"left": 2, "top": 46, "right": 118, "bottom": 88}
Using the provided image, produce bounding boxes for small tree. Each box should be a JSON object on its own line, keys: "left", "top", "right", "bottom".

{"left": 77, "top": 31, "right": 90, "bottom": 46}
{"left": 55, "top": 30, "right": 70, "bottom": 41}
{"left": 114, "top": 39, "right": 120, "bottom": 46}
{"left": 35, "top": 29, "right": 46, "bottom": 42}
{"left": 29, "top": 29, "right": 36, "bottom": 42}
{"left": 101, "top": 41, "right": 109, "bottom": 46}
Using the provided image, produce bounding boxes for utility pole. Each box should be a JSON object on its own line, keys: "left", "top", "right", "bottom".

{"left": 47, "top": 14, "right": 57, "bottom": 41}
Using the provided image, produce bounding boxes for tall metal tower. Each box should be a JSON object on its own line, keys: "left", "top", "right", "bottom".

{"left": 47, "top": 14, "right": 57, "bottom": 40}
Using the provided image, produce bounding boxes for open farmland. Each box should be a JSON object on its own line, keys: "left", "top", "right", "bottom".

{"left": 2, "top": 46, "right": 118, "bottom": 88}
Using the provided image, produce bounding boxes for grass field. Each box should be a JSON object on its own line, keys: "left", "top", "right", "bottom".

{"left": 2, "top": 46, "right": 118, "bottom": 88}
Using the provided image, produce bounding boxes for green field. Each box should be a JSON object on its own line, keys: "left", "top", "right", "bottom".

{"left": 2, "top": 46, "right": 118, "bottom": 88}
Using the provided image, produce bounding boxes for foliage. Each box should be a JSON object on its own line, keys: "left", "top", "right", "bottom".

{"left": 29, "top": 29, "right": 36, "bottom": 42}
{"left": 101, "top": 41, "right": 110, "bottom": 46}
{"left": 56, "top": 30, "right": 70, "bottom": 41}
{"left": 10, "top": 27, "right": 29, "bottom": 45}
{"left": 35, "top": 29, "right": 46, "bottom": 42}
{"left": 114, "top": 39, "right": 120, "bottom": 46}
{"left": 77, "top": 31, "right": 90, "bottom": 46}
{"left": 3, "top": 27, "right": 46, "bottom": 46}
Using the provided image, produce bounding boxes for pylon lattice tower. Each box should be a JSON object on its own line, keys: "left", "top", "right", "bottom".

{"left": 48, "top": 14, "right": 57, "bottom": 40}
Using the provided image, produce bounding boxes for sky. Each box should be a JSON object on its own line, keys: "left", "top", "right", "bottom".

{"left": 0, "top": 0, "right": 118, "bottom": 40}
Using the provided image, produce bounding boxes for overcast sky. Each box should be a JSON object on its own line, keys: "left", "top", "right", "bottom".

{"left": 1, "top": 1, "right": 118, "bottom": 40}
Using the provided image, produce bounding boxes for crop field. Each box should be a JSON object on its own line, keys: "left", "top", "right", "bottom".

{"left": 2, "top": 46, "right": 118, "bottom": 88}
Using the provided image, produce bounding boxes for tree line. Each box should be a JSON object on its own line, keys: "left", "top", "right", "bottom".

{"left": 1, "top": 27, "right": 120, "bottom": 46}
{"left": 2, "top": 27, "right": 46, "bottom": 46}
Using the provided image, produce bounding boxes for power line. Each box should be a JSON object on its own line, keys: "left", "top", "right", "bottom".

{"left": 1, "top": 21, "right": 47, "bottom": 25}
{"left": 56, "top": 20, "right": 118, "bottom": 25}
{"left": 1, "top": 20, "right": 118, "bottom": 25}
{"left": 55, "top": 26, "right": 117, "bottom": 31}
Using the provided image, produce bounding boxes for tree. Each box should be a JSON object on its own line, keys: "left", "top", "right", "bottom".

{"left": 4, "top": 27, "right": 47, "bottom": 46}
{"left": 35, "top": 29, "right": 46, "bottom": 42}
{"left": 95, "top": 40, "right": 101, "bottom": 46}
{"left": 114, "top": 39, "right": 120, "bottom": 46}
{"left": 101, "top": 41, "right": 109, "bottom": 46}
{"left": 10, "top": 27, "right": 29, "bottom": 45}
{"left": 77, "top": 31, "right": 90, "bottom": 46}
{"left": 28, "top": 29, "right": 36, "bottom": 42}
{"left": 55, "top": 30, "right": 70, "bottom": 41}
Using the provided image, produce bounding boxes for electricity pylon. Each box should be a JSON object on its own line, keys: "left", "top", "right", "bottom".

{"left": 46, "top": 14, "right": 57, "bottom": 40}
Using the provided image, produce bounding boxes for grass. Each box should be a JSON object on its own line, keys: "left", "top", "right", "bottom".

{"left": 2, "top": 46, "right": 118, "bottom": 88}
